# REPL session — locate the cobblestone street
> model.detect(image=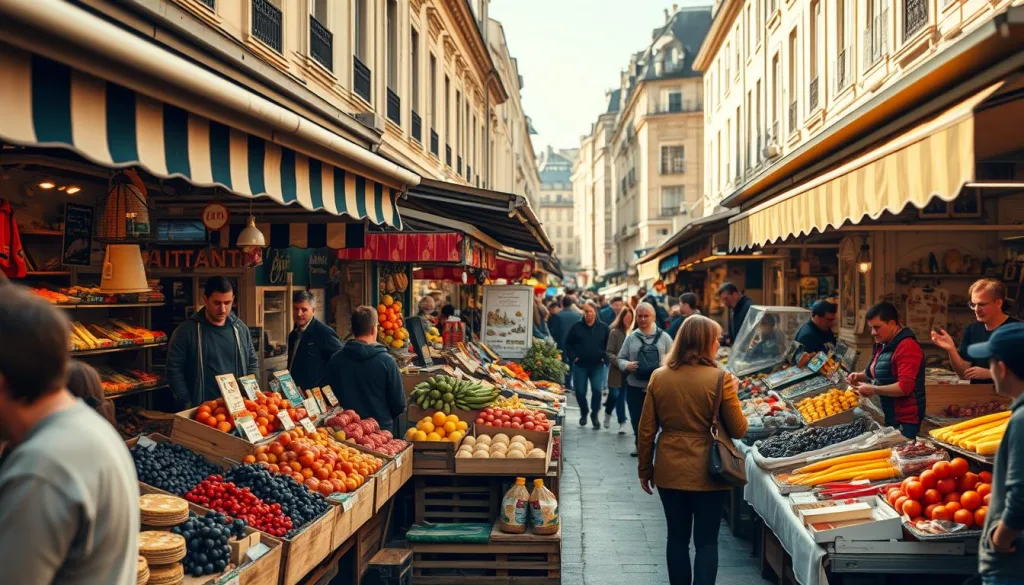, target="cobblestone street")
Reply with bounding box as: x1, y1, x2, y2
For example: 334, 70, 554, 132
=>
559, 404, 770, 585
